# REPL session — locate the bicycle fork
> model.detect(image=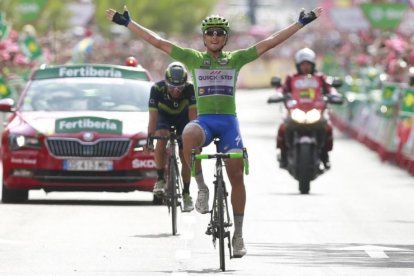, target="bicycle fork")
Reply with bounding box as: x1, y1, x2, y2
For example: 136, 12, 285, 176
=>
205, 175, 233, 257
